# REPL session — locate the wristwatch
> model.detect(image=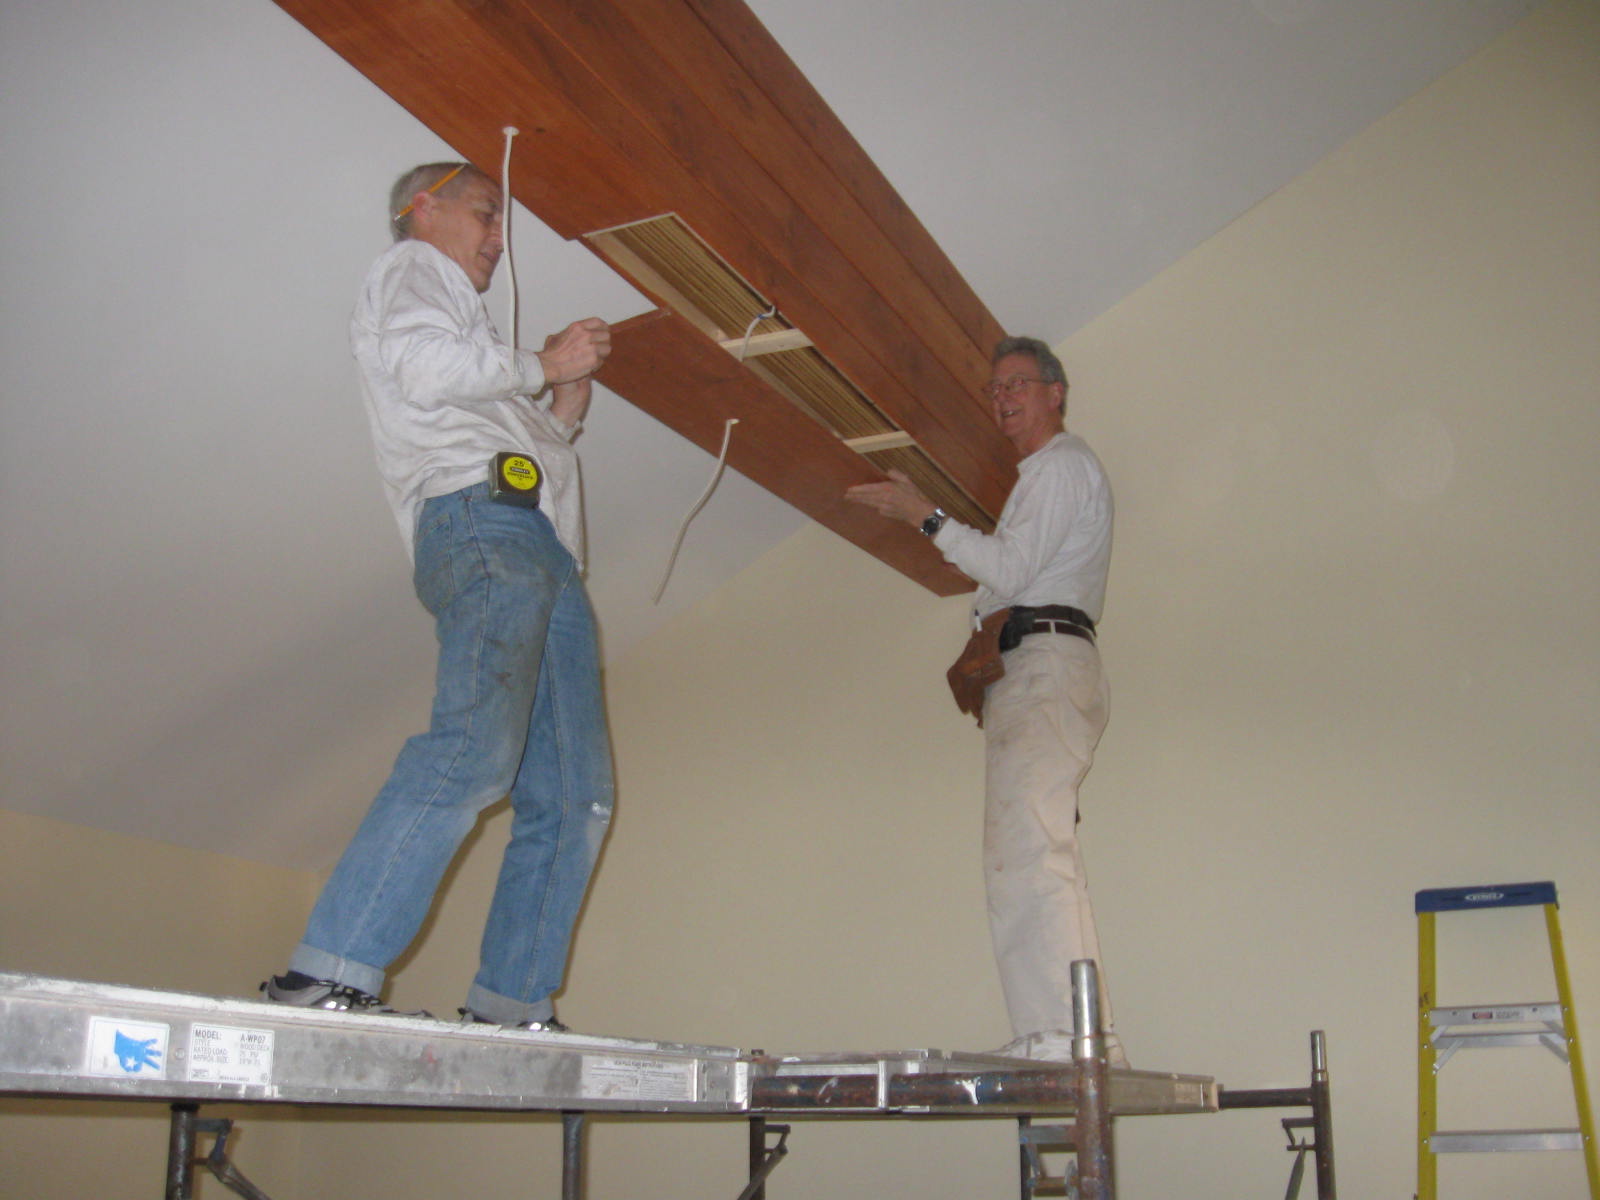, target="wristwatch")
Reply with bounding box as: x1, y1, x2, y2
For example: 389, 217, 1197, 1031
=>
919, 507, 948, 537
